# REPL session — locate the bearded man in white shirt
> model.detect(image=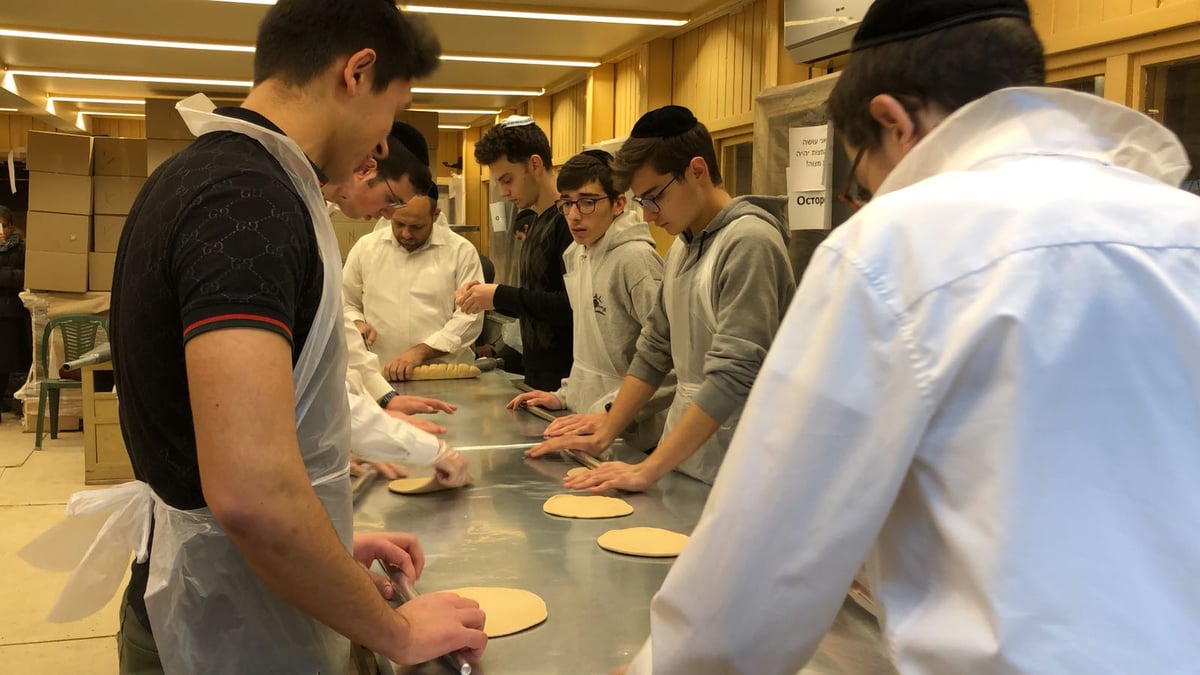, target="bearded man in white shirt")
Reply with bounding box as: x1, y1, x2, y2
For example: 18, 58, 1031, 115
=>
344, 195, 485, 381
619, 1, 1200, 674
